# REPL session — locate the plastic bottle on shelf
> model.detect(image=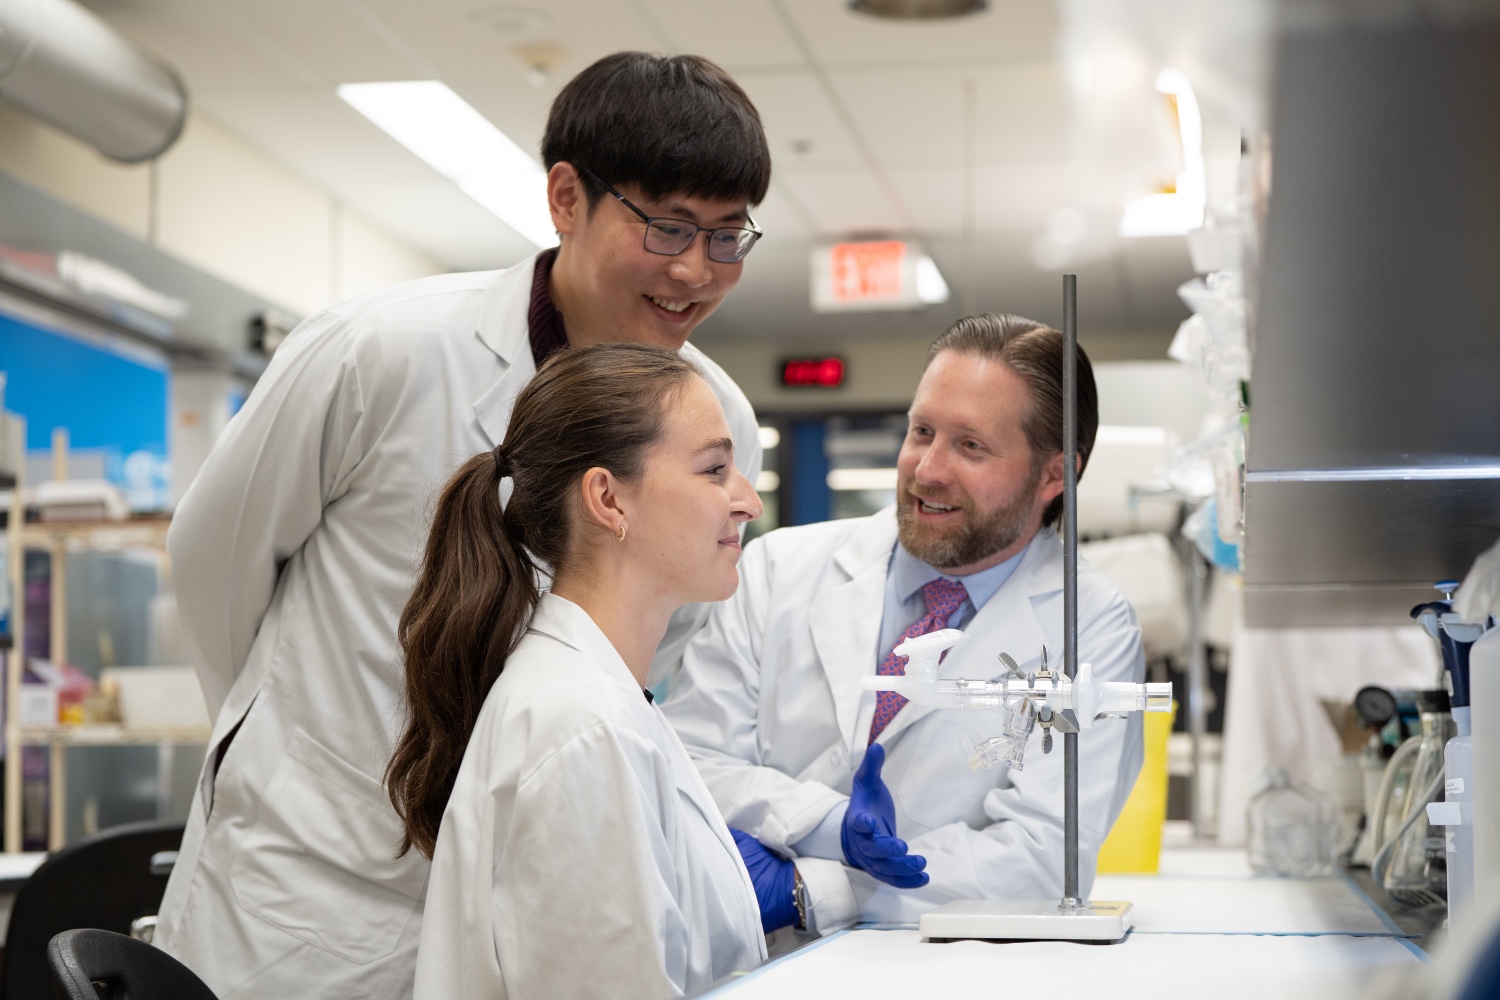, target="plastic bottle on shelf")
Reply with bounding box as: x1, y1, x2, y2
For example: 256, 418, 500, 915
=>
1443, 718, 1474, 922
1412, 582, 1488, 926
